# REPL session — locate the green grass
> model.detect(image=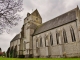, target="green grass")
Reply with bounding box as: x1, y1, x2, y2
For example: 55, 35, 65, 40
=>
0, 57, 80, 60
